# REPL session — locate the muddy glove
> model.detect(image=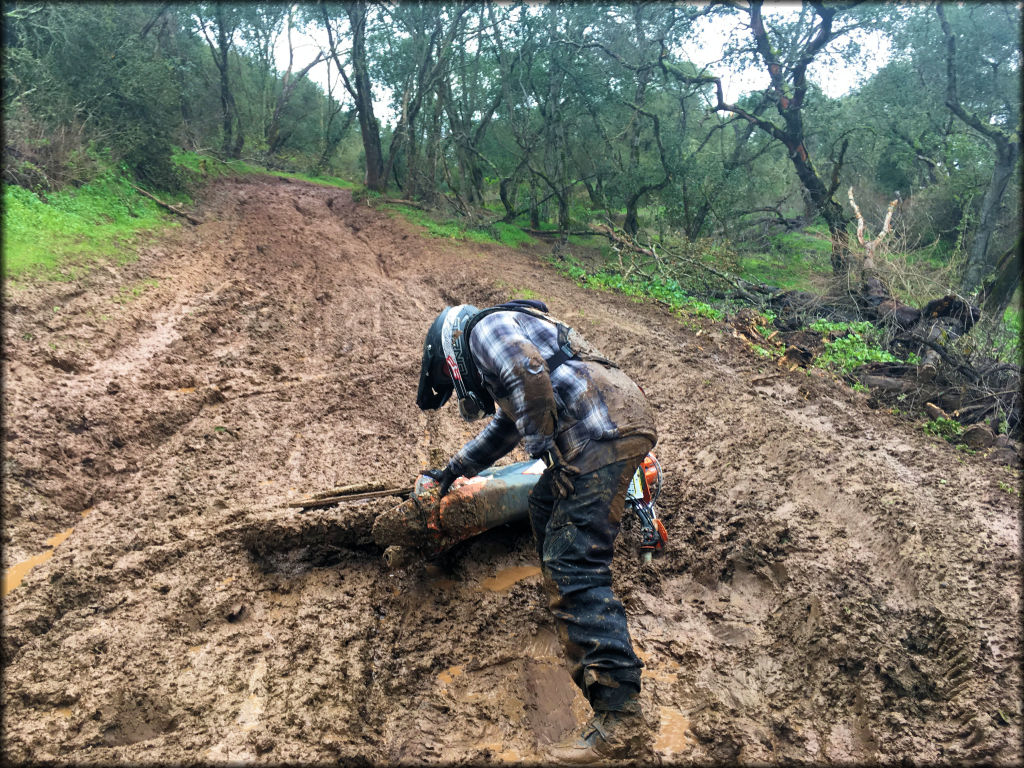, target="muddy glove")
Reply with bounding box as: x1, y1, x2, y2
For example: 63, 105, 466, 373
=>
540, 446, 579, 499
422, 466, 458, 497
